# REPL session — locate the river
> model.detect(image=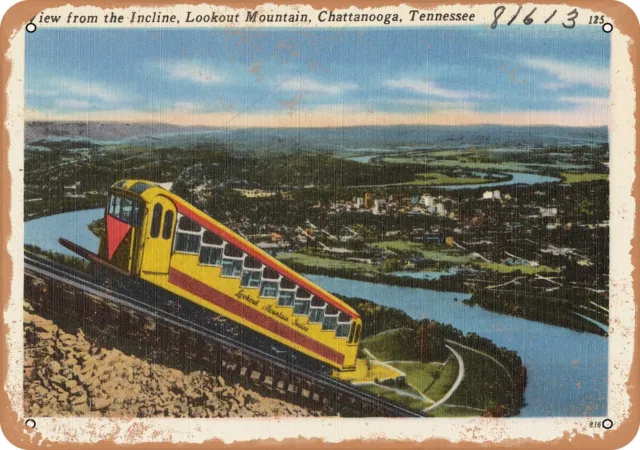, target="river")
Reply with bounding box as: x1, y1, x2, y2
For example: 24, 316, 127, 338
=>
304, 274, 607, 418
436, 171, 561, 190
24, 209, 607, 418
